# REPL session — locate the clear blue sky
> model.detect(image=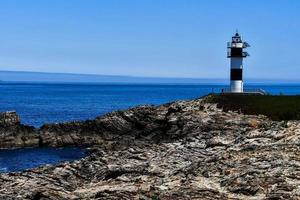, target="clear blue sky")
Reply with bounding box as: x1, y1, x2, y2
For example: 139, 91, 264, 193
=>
0, 0, 299, 80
